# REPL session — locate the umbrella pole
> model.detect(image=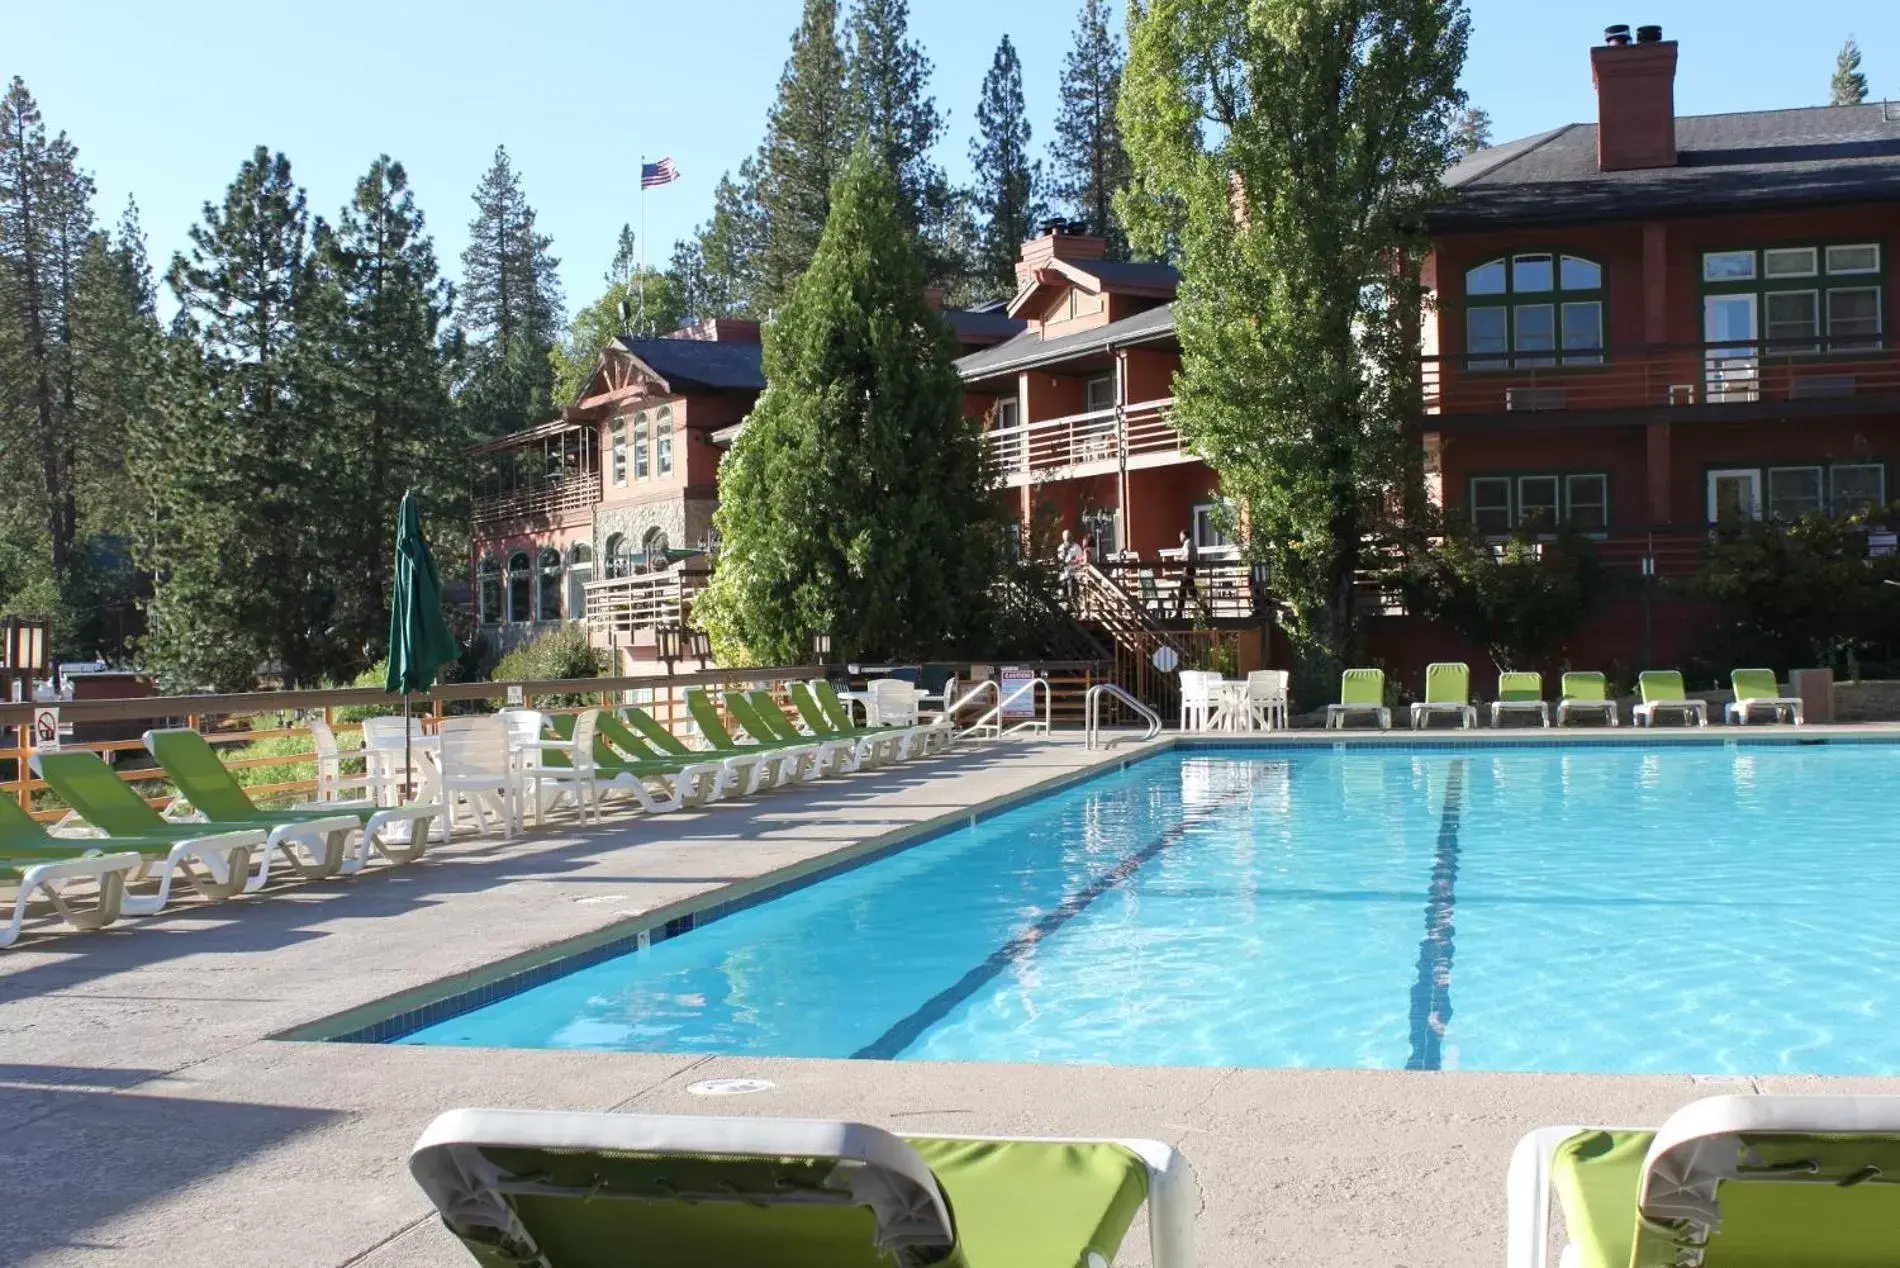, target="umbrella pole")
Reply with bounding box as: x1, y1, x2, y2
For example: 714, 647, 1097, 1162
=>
402, 693, 413, 803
